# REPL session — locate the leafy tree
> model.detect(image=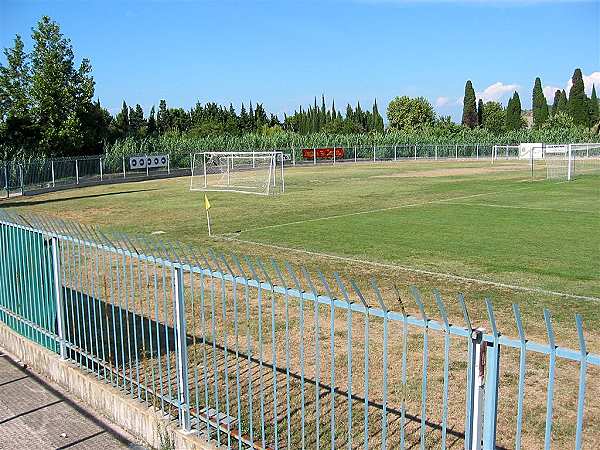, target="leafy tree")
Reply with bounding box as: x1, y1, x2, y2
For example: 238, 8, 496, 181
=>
0, 35, 37, 159
505, 92, 524, 131
532, 77, 549, 128
482, 101, 505, 134
462, 80, 477, 128
542, 111, 574, 130
387, 96, 435, 131
568, 68, 588, 126
30, 16, 95, 156
477, 99, 484, 126
588, 85, 599, 126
